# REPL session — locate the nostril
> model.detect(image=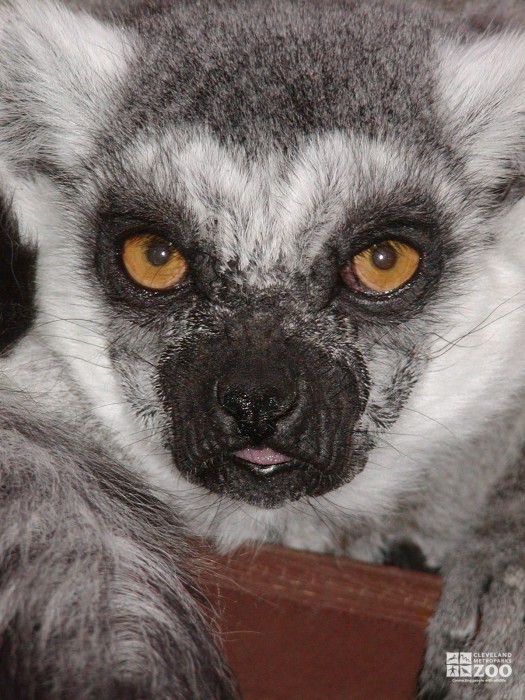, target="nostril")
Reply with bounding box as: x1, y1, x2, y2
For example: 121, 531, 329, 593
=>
260, 386, 296, 419
218, 388, 255, 422
216, 383, 297, 432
